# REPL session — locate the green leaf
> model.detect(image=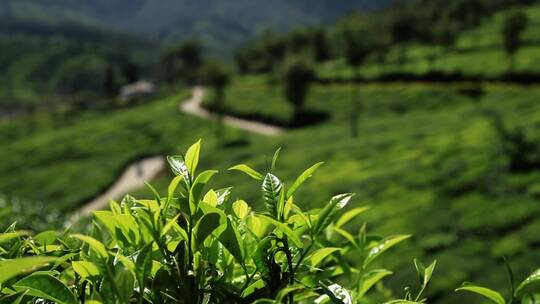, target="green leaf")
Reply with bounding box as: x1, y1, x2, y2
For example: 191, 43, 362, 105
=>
115, 268, 135, 302
262, 173, 282, 219
71, 234, 108, 260
314, 193, 354, 236
275, 284, 305, 303
270, 147, 281, 172
185, 139, 201, 175
306, 247, 341, 267
414, 259, 436, 289
166, 175, 184, 204
333, 227, 358, 247
232, 200, 251, 219
160, 214, 182, 237
0, 257, 57, 284
167, 155, 190, 185
515, 268, 540, 296
189, 170, 218, 214
0, 291, 28, 304
363, 235, 410, 268
358, 269, 393, 297
195, 212, 223, 245
318, 282, 353, 304
335, 207, 369, 228
135, 244, 153, 292
228, 164, 263, 180
218, 218, 244, 261
72, 261, 100, 279
258, 215, 302, 248
34, 231, 57, 246
455, 283, 505, 304
0, 231, 29, 244
286, 162, 323, 198
13, 273, 77, 304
